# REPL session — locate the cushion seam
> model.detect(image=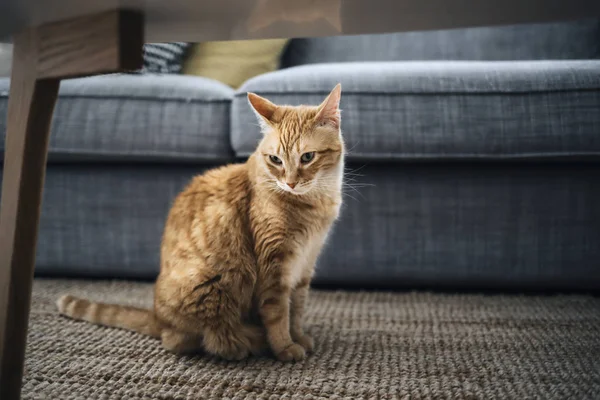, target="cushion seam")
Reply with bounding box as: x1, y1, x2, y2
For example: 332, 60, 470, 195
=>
0, 148, 234, 157
0, 95, 233, 103
233, 88, 600, 97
